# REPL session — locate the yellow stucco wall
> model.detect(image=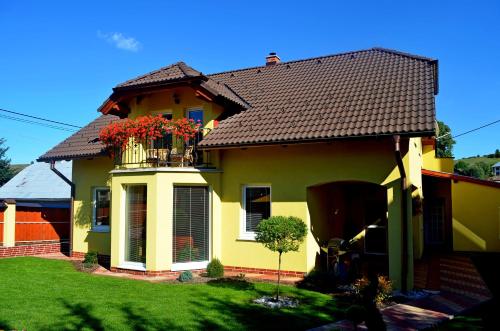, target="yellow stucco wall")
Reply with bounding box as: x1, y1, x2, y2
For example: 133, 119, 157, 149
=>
422, 144, 454, 173
72, 157, 114, 255
218, 138, 413, 289
72, 137, 417, 289
110, 169, 222, 271
3, 201, 16, 247
409, 138, 424, 261
70, 85, 425, 289
452, 180, 500, 252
